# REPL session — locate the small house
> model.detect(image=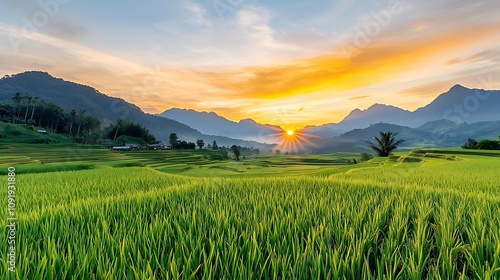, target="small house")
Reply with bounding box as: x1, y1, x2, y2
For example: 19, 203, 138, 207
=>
112, 146, 132, 151
124, 143, 142, 150
149, 142, 167, 150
